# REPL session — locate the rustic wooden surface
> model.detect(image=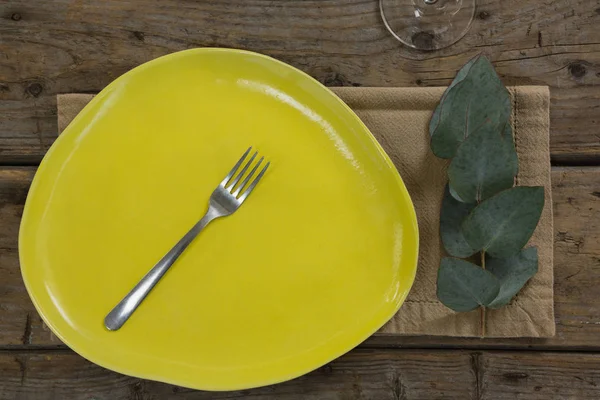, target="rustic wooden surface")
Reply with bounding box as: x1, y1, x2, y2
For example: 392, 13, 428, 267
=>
3, 349, 600, 399
1, 0, 600, 398
0, 0, 599, 164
